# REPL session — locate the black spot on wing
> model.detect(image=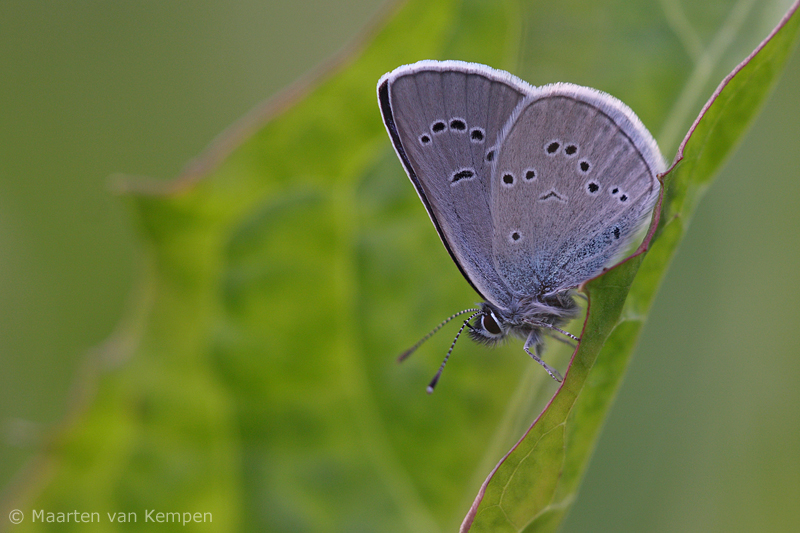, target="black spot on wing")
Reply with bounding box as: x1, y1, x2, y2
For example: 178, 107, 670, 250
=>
451, 169, 475, 184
